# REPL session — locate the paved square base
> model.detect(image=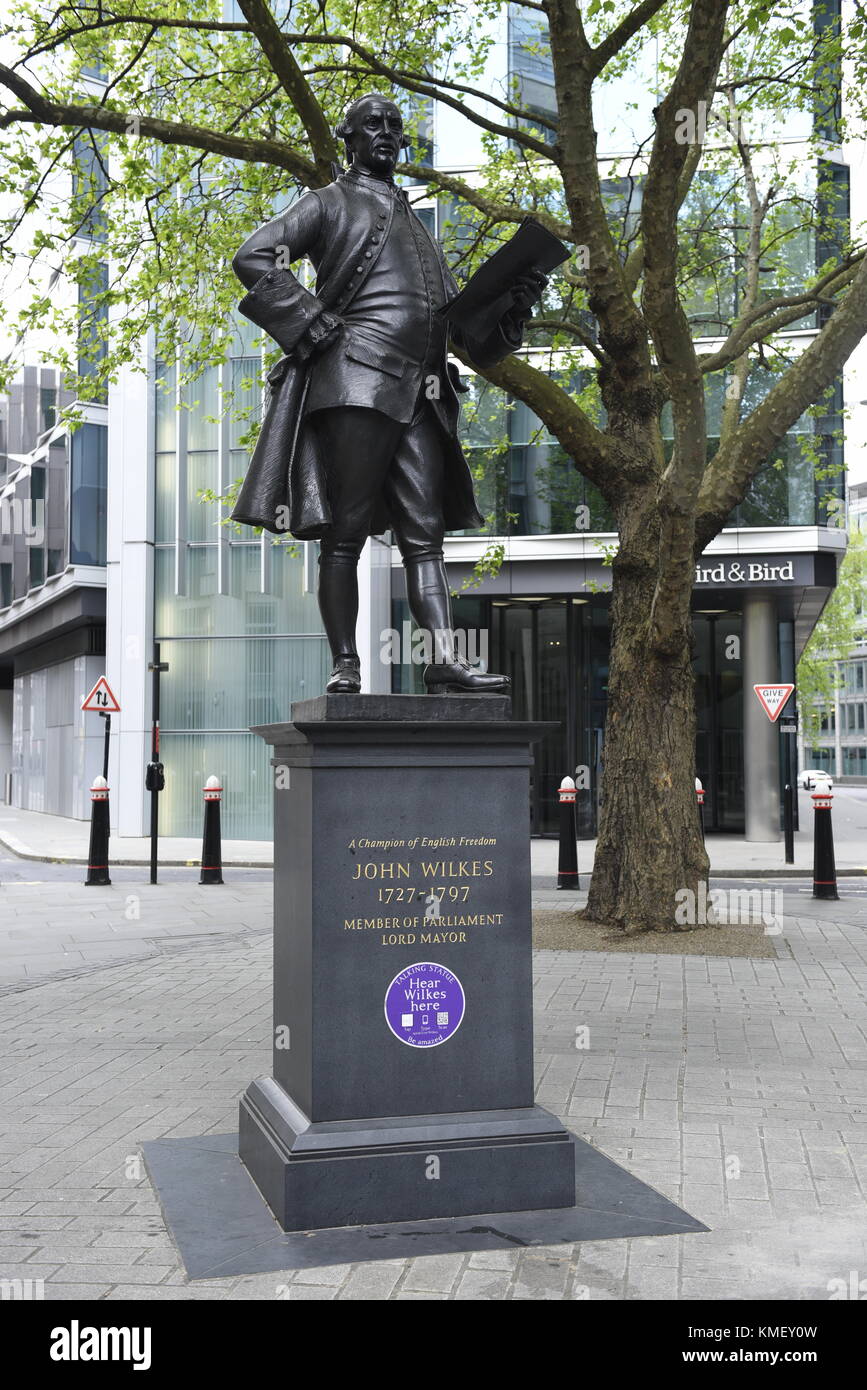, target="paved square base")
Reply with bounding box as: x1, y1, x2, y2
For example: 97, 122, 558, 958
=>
143, 1132, 708, 1281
